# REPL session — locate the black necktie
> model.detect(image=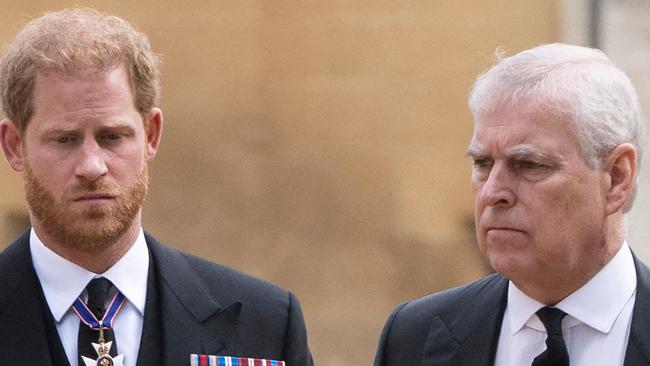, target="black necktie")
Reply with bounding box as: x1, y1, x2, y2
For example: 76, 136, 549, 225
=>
532, 306, 569, 366
78, 278, 118, 362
